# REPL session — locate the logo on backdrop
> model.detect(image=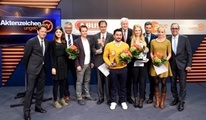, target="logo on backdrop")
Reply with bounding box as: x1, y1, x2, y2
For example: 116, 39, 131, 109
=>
0, 17, 55, 35
75, 20, 99, 31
